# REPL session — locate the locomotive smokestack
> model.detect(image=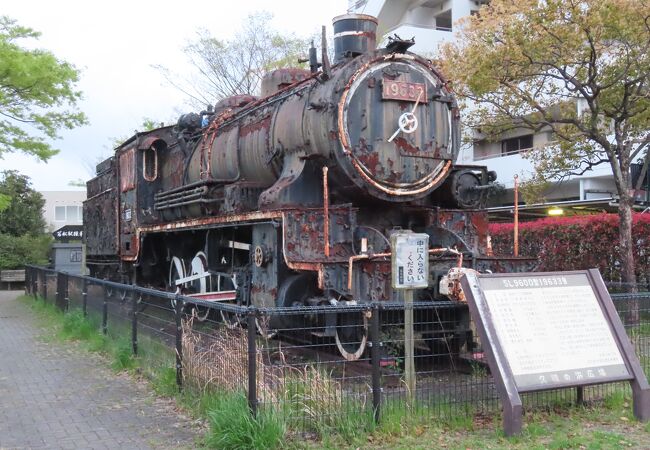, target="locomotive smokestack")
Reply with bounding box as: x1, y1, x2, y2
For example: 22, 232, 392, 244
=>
332, 14, 378, 64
